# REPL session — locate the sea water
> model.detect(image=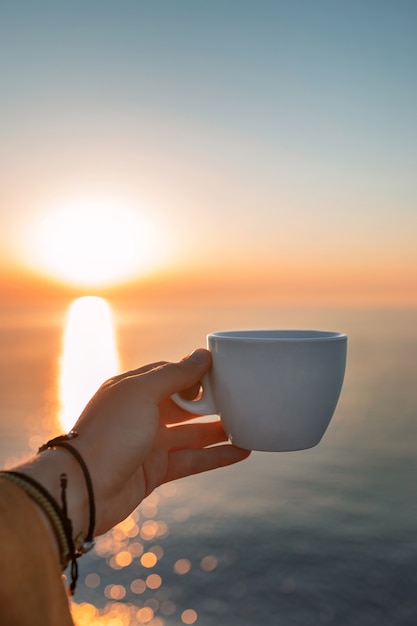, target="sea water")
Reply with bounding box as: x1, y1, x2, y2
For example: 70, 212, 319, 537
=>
1, 303, 417, 625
